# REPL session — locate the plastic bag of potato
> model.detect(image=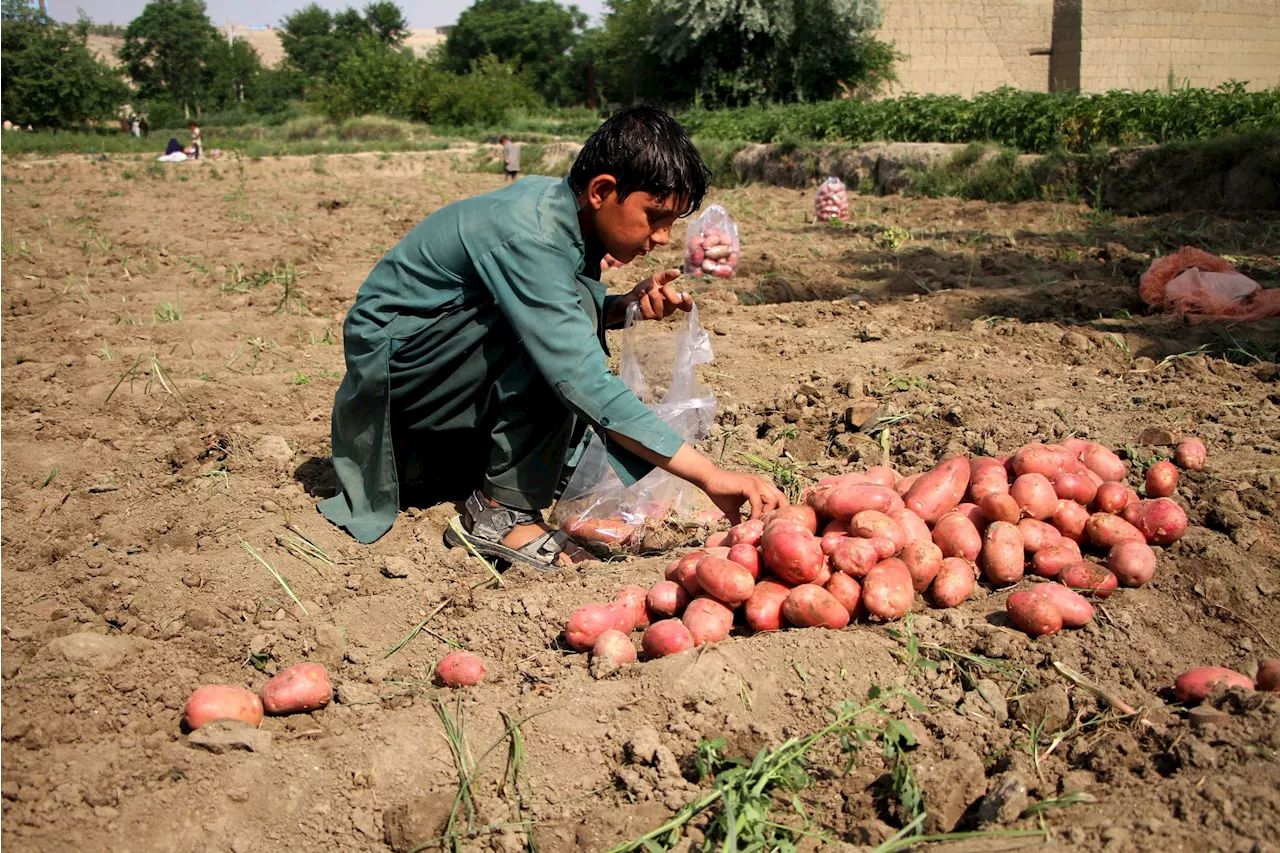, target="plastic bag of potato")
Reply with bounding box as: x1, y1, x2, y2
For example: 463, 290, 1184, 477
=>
683, 204, 740, 279
815, 177, 849, 222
